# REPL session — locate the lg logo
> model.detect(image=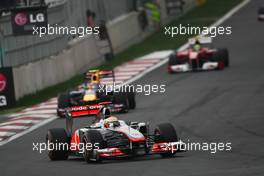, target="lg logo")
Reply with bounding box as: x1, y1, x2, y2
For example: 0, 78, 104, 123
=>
0, 96, 7, 107
30, 13, 45, 23
14, 13, 45, 26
